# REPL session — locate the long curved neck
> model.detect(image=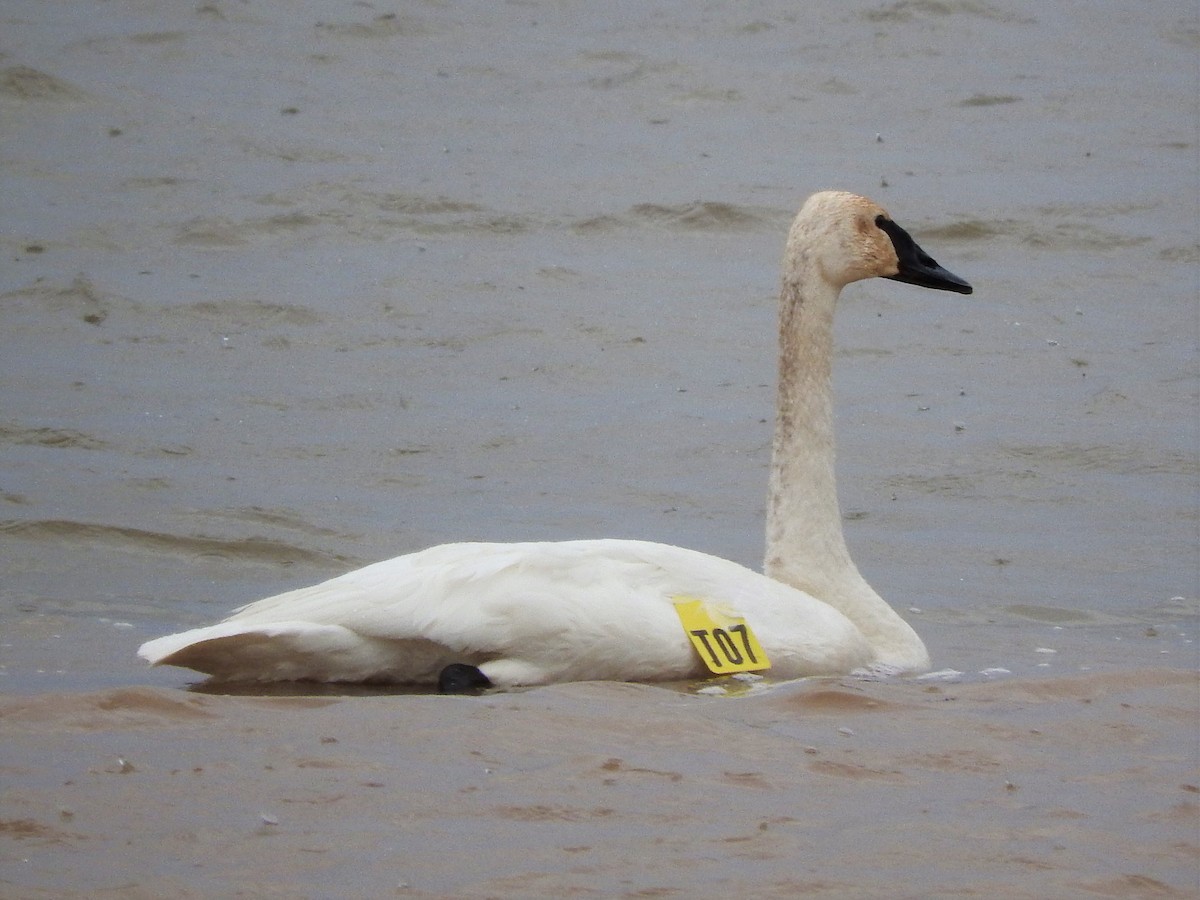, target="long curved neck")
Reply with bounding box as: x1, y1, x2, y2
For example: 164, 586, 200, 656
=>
763, 252, 930, 672
764, 258, 854, 592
